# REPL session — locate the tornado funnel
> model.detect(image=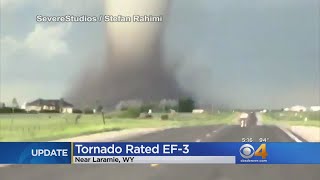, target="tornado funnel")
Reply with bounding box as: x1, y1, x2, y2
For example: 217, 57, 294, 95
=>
68, 0, 183, 107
